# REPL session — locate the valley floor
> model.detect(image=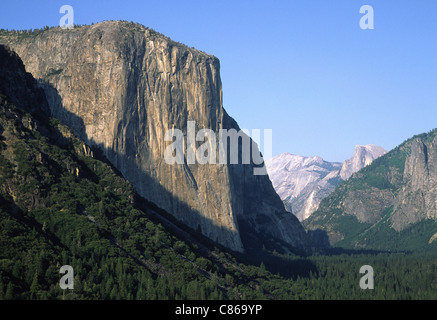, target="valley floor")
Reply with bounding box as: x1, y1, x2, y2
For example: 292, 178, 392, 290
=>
253, 250, 437, 300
